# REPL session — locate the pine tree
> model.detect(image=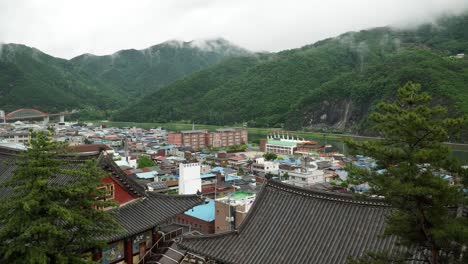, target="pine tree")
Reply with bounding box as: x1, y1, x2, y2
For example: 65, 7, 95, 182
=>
0, 130, 122, 263
346, 82, 468, 264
